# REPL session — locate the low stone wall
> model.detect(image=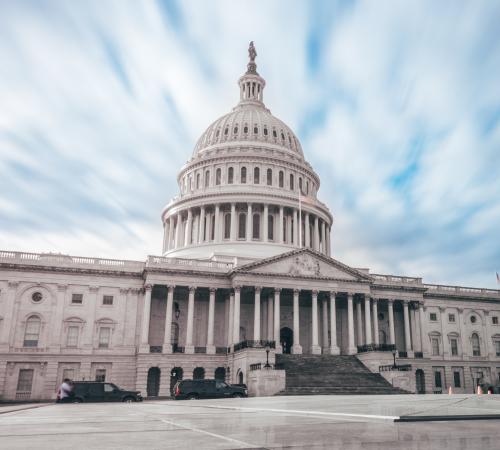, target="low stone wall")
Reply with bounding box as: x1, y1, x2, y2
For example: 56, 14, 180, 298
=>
379, 370, 416, 393
247, 369, 285, 397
